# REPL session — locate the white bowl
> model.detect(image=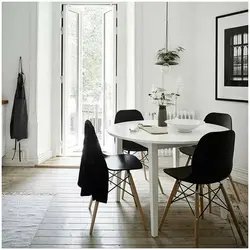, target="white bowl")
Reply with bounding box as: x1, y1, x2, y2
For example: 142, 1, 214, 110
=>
165, 118, 204, 133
